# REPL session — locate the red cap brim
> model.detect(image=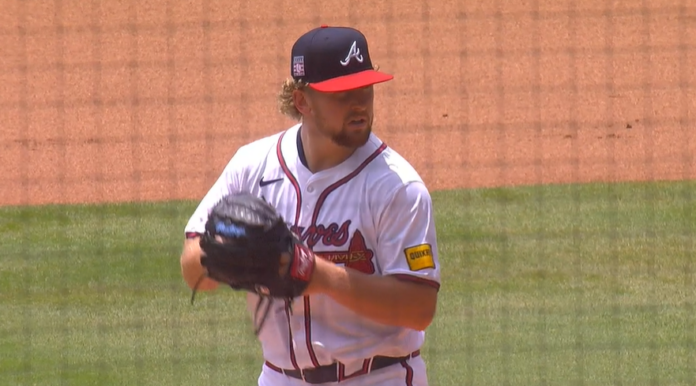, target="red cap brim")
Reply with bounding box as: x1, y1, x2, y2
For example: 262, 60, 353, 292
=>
308, 70, 394, 92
